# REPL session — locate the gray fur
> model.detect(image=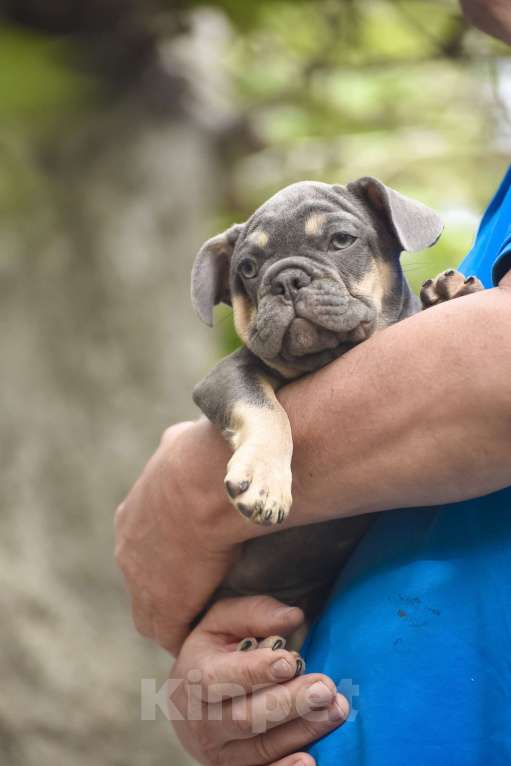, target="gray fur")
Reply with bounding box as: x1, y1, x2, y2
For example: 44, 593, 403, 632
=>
191, 178, 443, 372
191, 223, 243, 326
190, 177, 448, 626
347, 177, 444, 253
